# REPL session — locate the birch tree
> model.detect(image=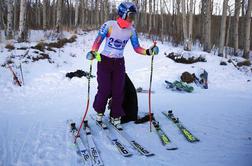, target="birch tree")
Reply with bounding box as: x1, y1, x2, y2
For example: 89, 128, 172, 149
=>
148, 0, 153, 35
13, 0, 18, 31
202, 0, 211, 52
225, 5, 232, 57
74, 0, 79, 28
56, 0, 62, 33
18, 0, 28, 42
182, 0, 193, 51
7, 0, 14, 39
182, 0, 188, 50
104, 0, 109, 21
234, 0, 241, 55
36, 0, 41, 27
94, 0, 99, 28
218, 0, 228, 57
160, 0, 164, 43
43, 0, 47, 30
80, 0, 85, 28
187, 0, 193, 50
243, 0, 252, 59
